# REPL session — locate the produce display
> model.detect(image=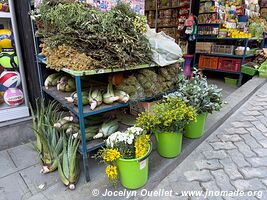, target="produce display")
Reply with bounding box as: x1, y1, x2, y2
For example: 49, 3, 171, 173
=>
30, 99, 63, 174
33, 1, 152, 71
54, 114, 119, 141
57, 135, 80, 190
116, 64, 179, 100
30, 99, 122, 190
